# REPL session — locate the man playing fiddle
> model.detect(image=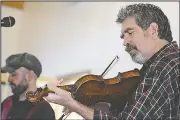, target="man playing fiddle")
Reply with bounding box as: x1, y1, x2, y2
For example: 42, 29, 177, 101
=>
45, 3, 179, 120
